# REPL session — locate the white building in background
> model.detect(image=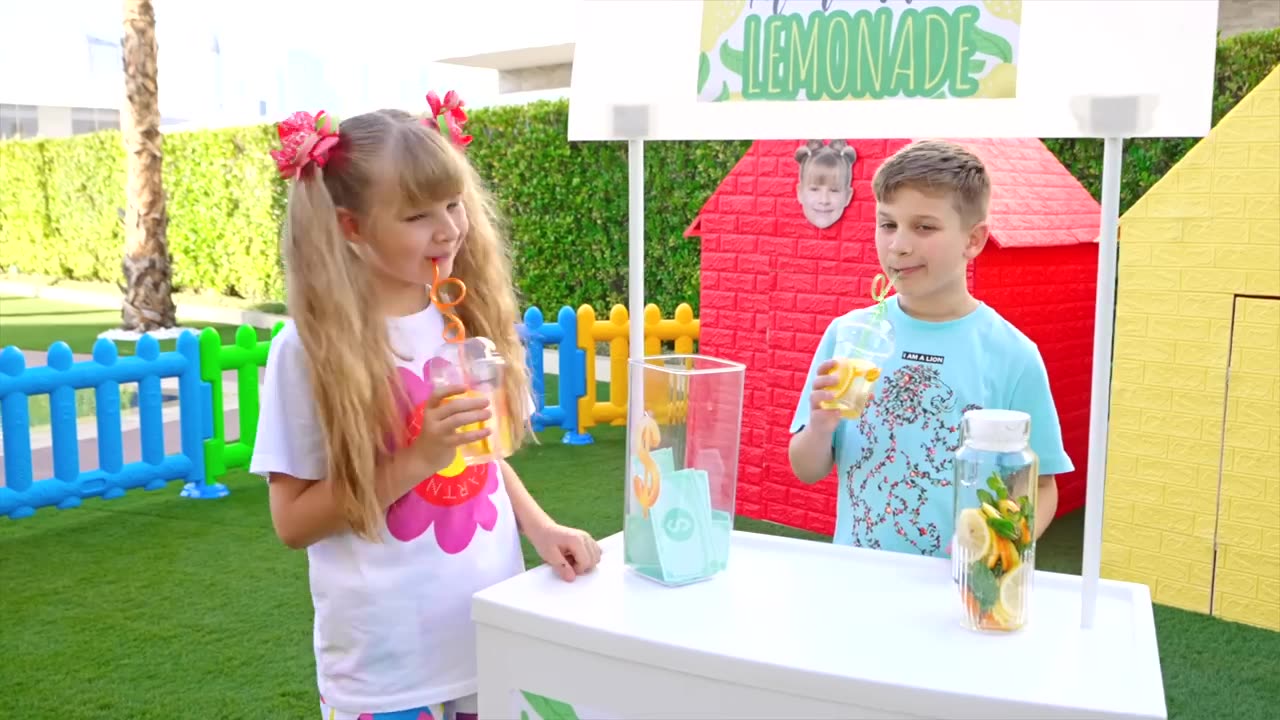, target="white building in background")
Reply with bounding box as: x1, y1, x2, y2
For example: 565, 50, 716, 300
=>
0, 0, 581, 141
427, 0, 577, 107
0, 0, 500, 139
